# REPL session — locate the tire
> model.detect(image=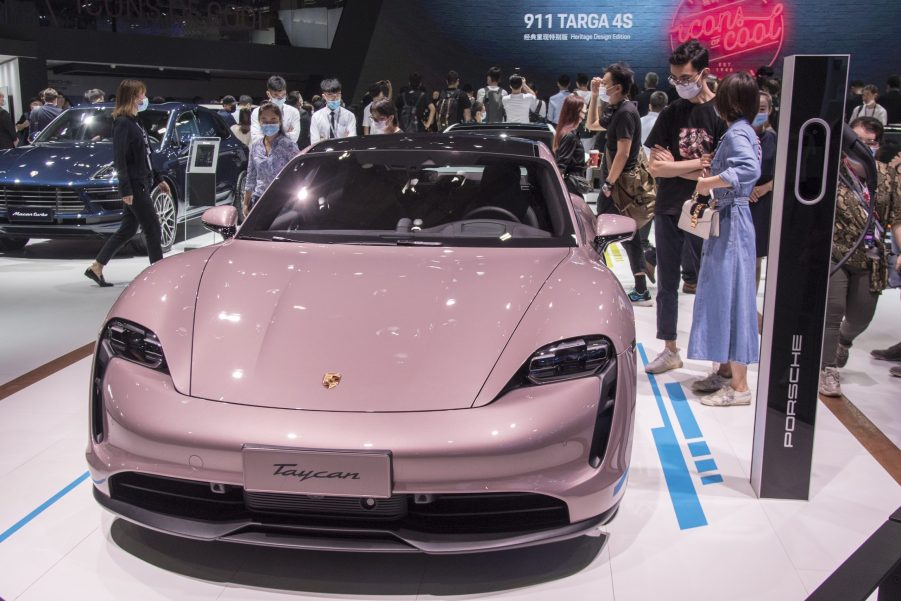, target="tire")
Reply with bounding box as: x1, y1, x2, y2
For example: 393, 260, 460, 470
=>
132, 182, 177, 255
233, 171, 247, 224
0, 236, 29, 252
